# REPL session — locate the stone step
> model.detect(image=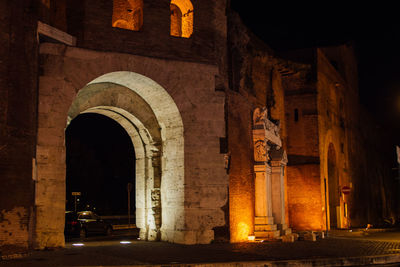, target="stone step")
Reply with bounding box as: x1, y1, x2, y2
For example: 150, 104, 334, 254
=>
281, 228, 292, 235
255, 224, 277, 231
255, 216, 274, 225
254, 230, 280, 239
